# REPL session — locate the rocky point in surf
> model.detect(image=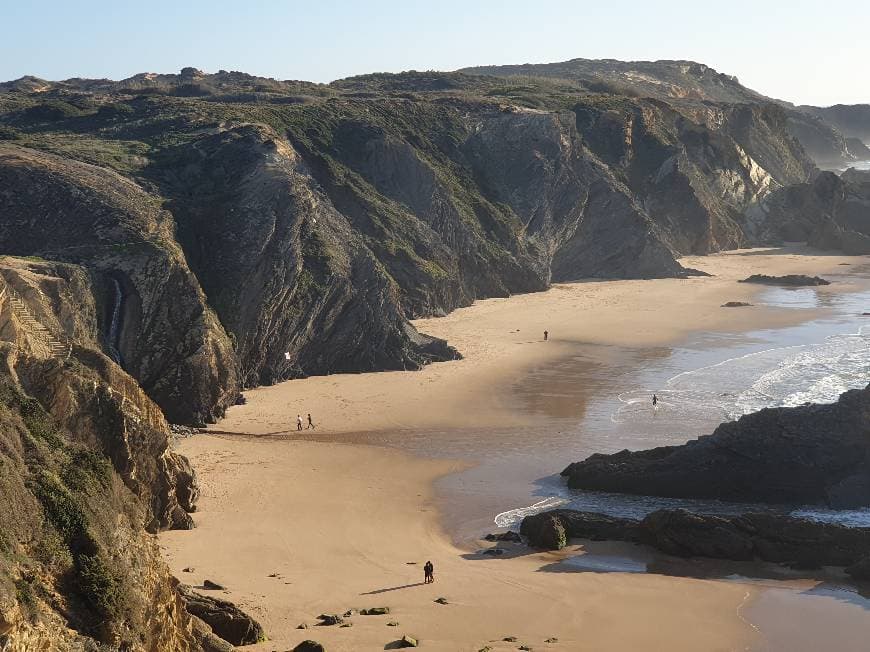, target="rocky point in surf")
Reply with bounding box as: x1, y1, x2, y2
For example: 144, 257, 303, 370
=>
562, 383, 870, 508
520, 508, 870, 574
1, 57, 870, 649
